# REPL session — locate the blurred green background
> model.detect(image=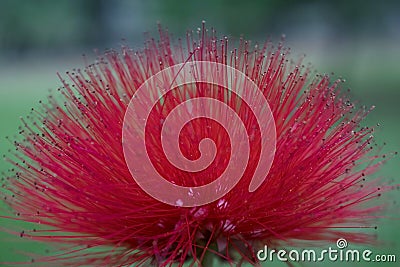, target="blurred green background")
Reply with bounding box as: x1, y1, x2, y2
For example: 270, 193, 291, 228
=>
0, 0, 399, 266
